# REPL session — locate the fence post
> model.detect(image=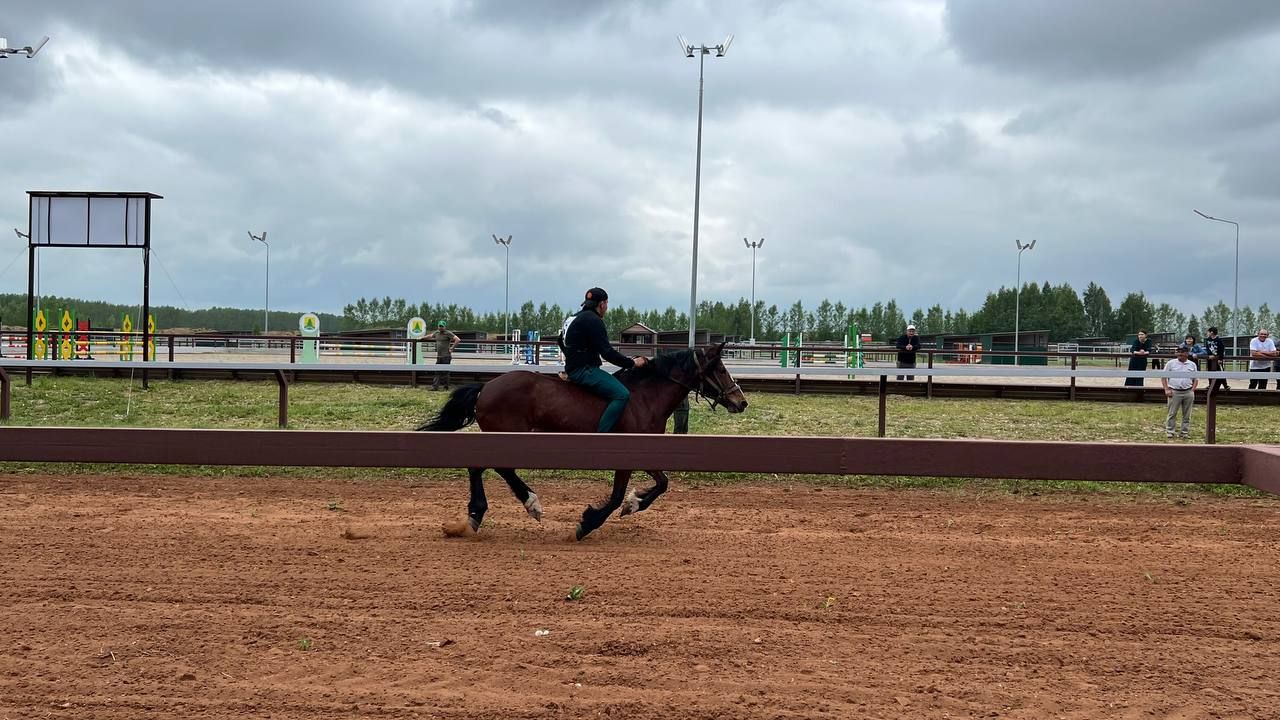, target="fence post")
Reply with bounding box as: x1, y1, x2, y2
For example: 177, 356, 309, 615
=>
0, 367, 10, 420
1070, 355, 1078, 401
878, 374, 887, 438
926, 351, 934, 400
274, 370, 289, 429
1205, 383, 1217, 445
410, 338, 418, 388
168, 334, 175, 362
